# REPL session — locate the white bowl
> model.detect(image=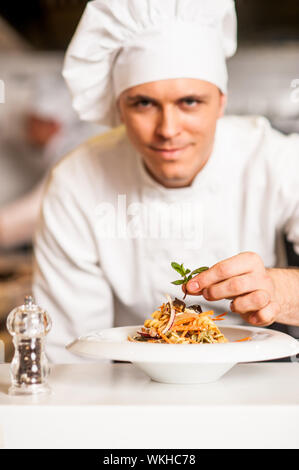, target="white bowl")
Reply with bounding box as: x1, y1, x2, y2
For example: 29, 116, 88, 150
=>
66, 325, 299, 384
